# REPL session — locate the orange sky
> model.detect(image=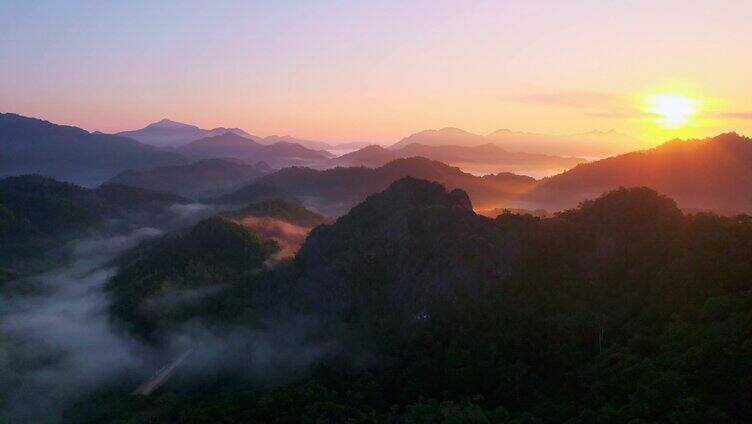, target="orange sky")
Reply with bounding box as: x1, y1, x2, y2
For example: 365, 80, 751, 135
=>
2, 1, 752, 147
